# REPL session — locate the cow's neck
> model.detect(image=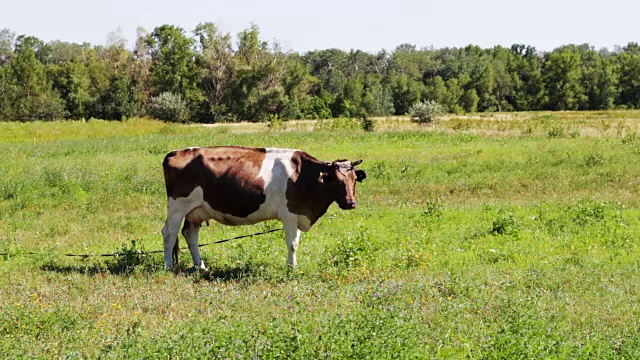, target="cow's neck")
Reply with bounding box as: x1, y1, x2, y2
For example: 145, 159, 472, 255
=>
287, 154, 335, 226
